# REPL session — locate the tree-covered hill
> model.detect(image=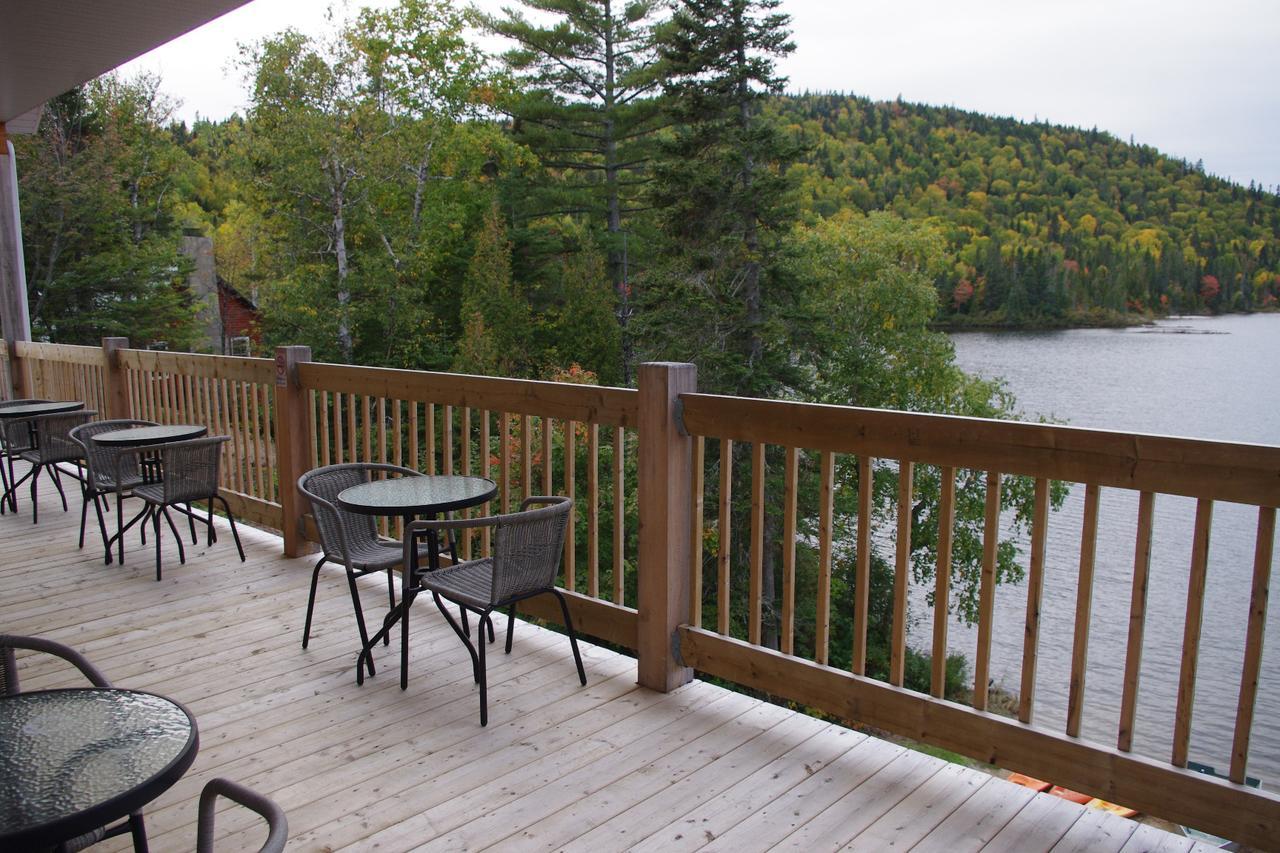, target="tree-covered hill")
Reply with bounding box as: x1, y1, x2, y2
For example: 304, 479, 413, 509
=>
775, 93, 1280, 325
